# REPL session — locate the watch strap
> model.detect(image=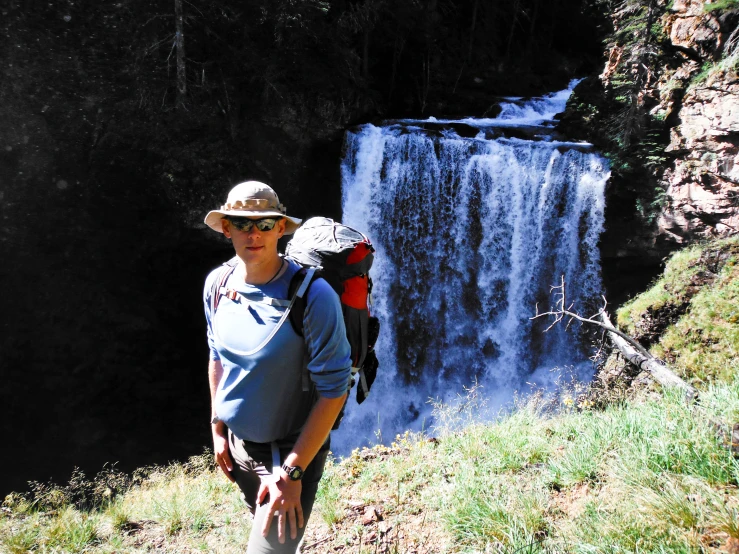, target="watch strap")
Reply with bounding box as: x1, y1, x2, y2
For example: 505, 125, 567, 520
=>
281, 463, 304, 481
